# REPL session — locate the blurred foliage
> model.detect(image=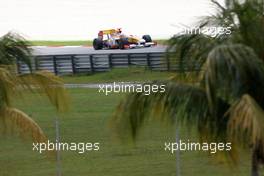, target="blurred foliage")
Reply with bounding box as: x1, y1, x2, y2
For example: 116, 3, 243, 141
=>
111, 1, 264, 175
